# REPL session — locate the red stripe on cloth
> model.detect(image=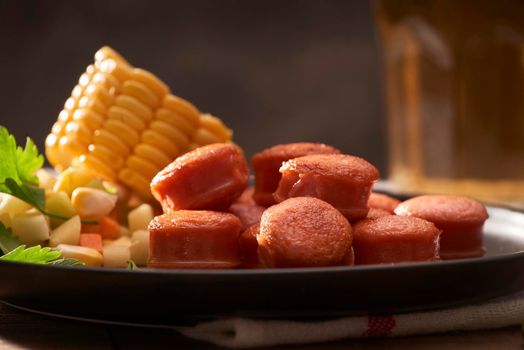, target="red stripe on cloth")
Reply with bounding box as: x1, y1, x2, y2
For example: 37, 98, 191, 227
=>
363, 315, 396, 337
